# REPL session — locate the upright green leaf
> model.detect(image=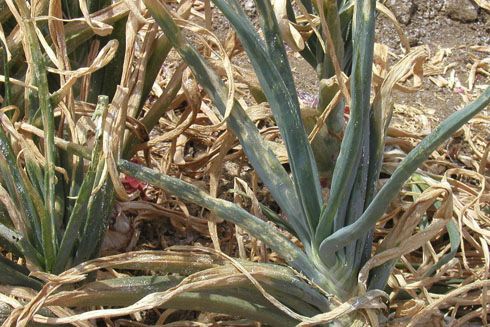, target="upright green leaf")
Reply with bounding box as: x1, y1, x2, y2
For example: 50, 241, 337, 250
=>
320, 86, 490, 255
54, 96, 109, 273
214, 0, 323, 233
15, 0, 58, 271
316, 0, 376, 250
0, 124, 42, 248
